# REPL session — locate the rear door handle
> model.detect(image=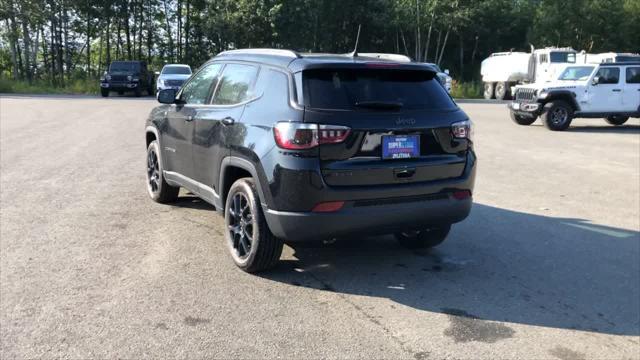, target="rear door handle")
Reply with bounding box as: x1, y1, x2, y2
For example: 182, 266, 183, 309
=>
221, 116, 235, 126
185, 115, 194, 122
612, 89, 622, 92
